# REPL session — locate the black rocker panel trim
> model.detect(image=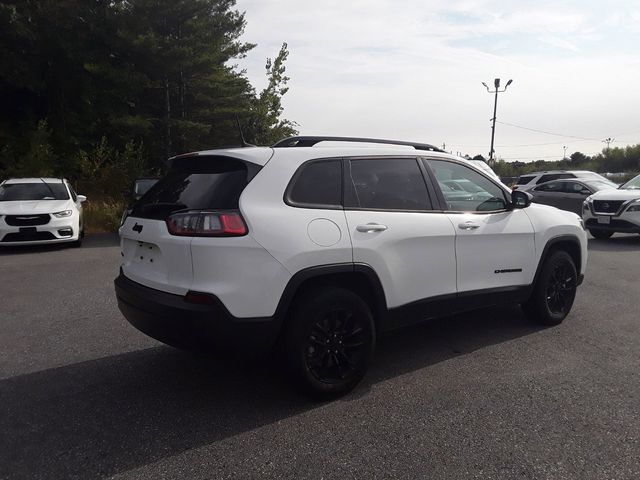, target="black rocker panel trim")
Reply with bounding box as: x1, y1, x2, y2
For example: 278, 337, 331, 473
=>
275, 263, 536, 336
381, 285, 532, 333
